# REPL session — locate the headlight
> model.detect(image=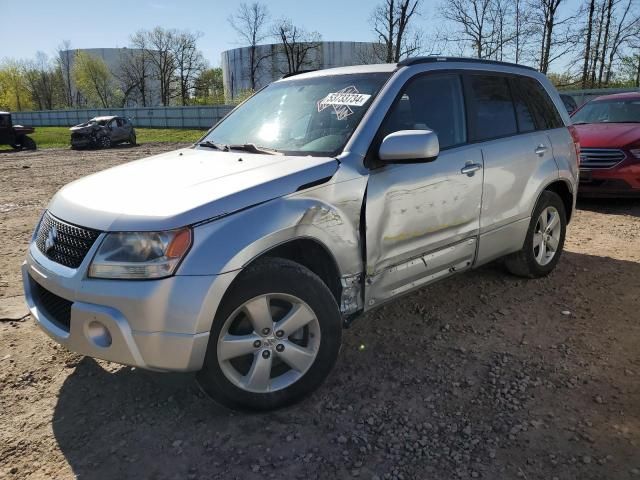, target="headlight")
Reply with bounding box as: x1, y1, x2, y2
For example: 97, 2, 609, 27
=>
89, 228, 192, 279
629, 148, 640, 159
